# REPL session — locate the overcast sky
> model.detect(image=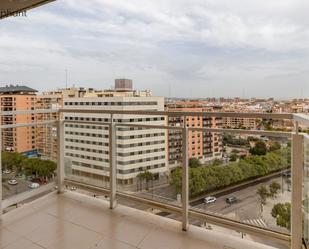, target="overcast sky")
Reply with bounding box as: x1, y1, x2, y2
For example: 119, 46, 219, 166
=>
0, 0, 308, 99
